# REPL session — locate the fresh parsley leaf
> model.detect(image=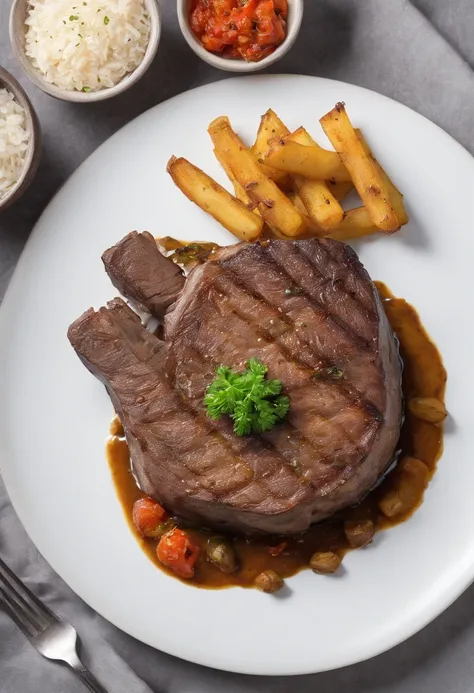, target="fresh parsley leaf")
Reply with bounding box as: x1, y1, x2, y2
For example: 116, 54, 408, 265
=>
204, 359, 290, 436
104, 15, 110, 24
